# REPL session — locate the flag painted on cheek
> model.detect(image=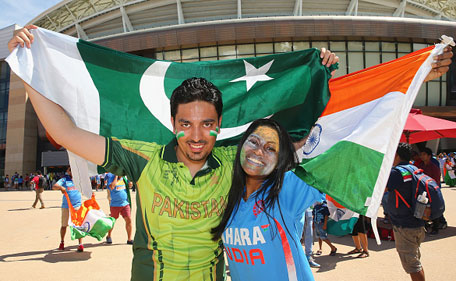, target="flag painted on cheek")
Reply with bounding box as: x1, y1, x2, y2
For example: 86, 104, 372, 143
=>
6, 28, 333, 197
